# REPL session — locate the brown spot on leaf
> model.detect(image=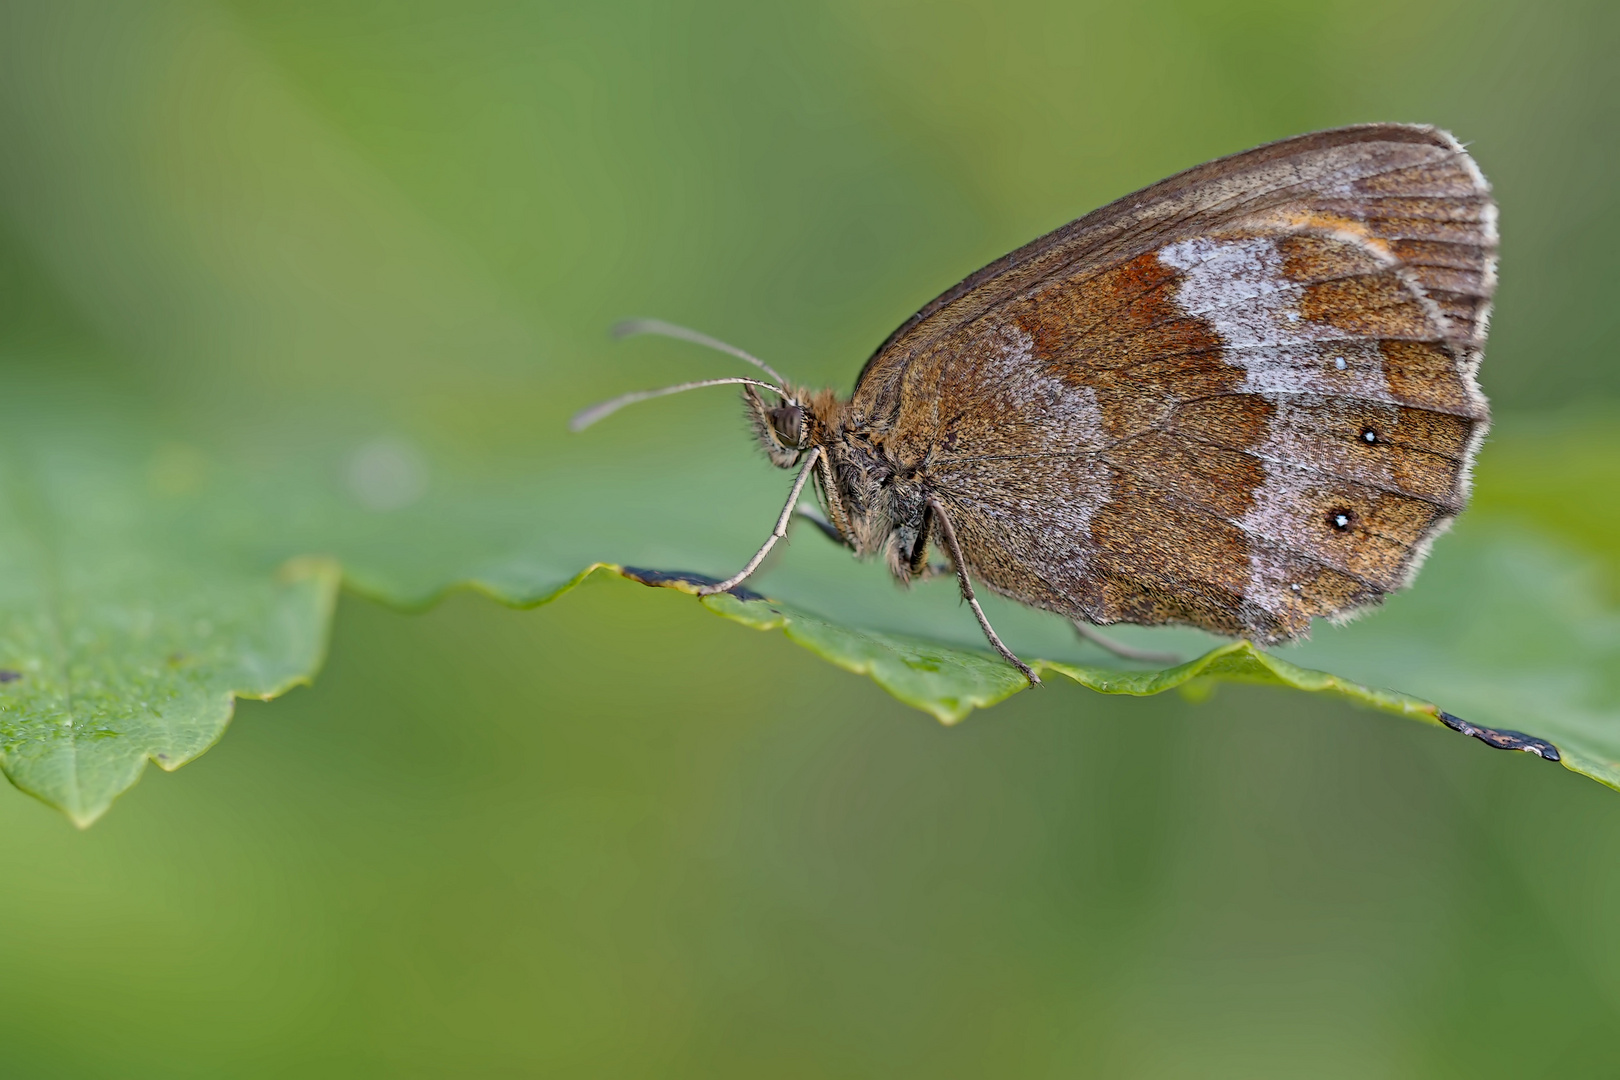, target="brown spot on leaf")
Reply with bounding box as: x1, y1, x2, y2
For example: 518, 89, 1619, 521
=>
620, 566, 767, 602
1438, 711, 1560, 761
